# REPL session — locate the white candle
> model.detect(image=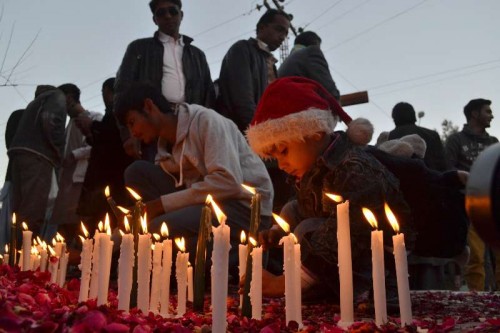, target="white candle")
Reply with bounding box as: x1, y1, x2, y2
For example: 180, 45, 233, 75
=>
58, 252, 69, 287
332, 197, 354, 327
175, 238, 189, 317
187, 262, 193, 303
159, 236, 172, 317
249, 239, 262, 320
362, 208, 387, 326
118, 231, 135, 311
48, 251, 59, 284
3, 254, 9, 265
209, 197, 231, 333
21, 223, 32, 271
79, 237, 94, 302
385, 203, 412, 326
88, 231, 101, 299
238, 231, 247, 308
150, 239, 163, 313
39, 245, 48, 272
274, 214, 302, 326
97, 229, 113, 306
137, 233, 152, 314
